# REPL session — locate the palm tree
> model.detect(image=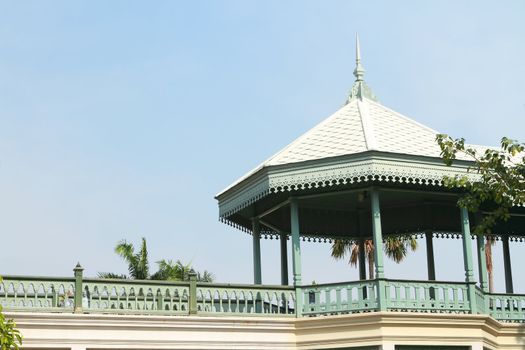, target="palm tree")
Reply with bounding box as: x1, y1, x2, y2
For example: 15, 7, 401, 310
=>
331, 239, 375, 278
98, 238, 214, 282
331, 236, 418, 279
97, 272, 127, 279
384, 236, 418, 263
485, 236, 495, 293
98, 237, 150, 279
151, 259, 191, 281
151, 259, 215, 282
